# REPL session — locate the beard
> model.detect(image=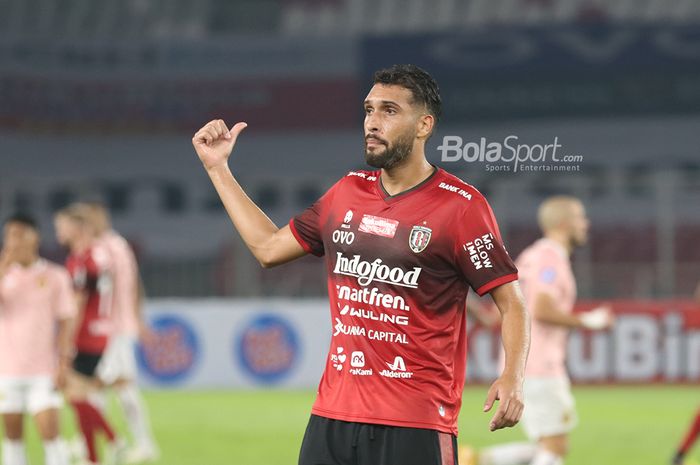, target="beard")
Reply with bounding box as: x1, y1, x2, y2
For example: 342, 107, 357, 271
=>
364, 132, 414, 170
